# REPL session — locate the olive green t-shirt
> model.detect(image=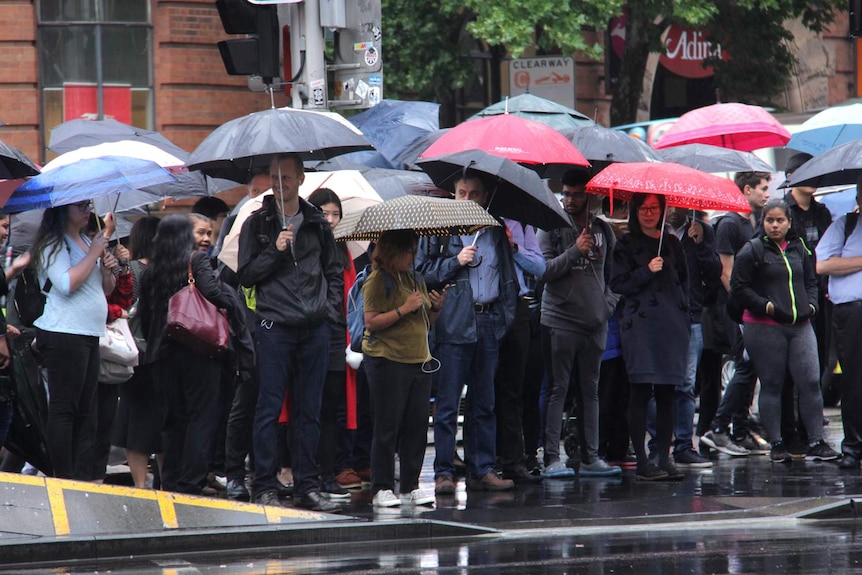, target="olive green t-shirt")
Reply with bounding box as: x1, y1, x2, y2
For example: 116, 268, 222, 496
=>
361, 269, 430, 364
